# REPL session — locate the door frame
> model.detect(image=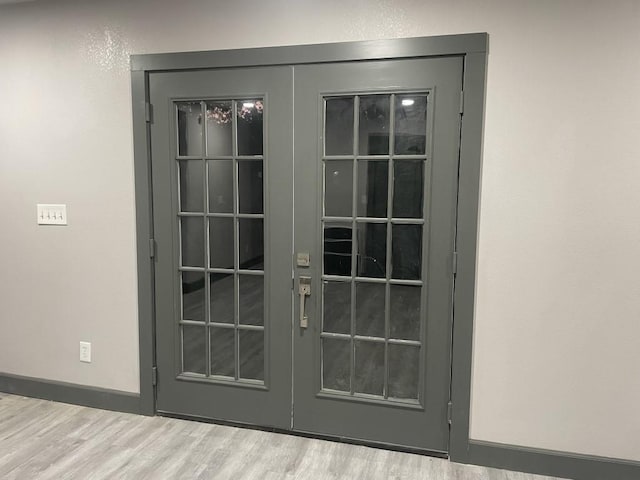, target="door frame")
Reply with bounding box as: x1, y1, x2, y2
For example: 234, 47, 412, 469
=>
131, 33, 487, 460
